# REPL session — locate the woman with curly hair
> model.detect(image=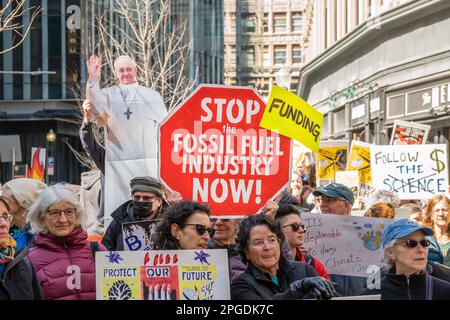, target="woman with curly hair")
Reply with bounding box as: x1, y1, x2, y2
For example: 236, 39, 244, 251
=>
364, 203, 396, 219
153, 201, 214, 250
